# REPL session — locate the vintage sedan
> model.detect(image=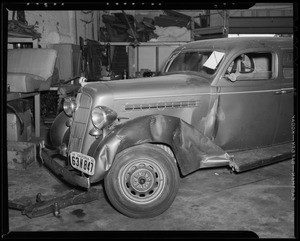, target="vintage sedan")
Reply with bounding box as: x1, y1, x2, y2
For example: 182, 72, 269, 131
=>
43, 37, 294, 218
